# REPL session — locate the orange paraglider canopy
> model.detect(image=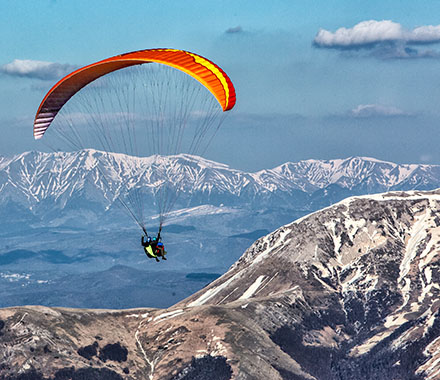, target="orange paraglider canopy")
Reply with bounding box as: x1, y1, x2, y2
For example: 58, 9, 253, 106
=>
33, 48, 236, 139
